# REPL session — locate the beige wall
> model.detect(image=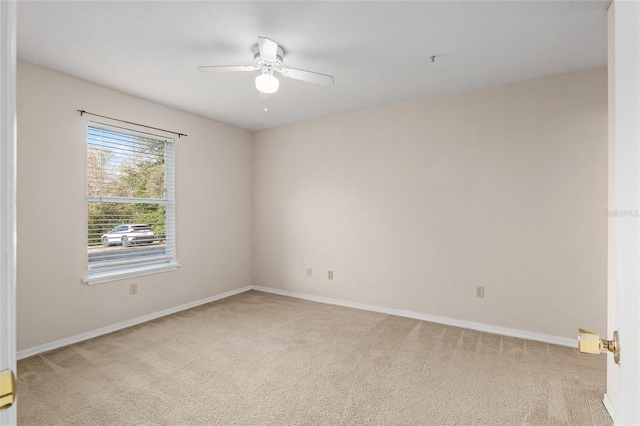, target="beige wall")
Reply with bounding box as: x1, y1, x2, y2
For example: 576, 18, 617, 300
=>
16, 62, 607, 351
253, 66, 608, 339
17, 61, 253, 351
